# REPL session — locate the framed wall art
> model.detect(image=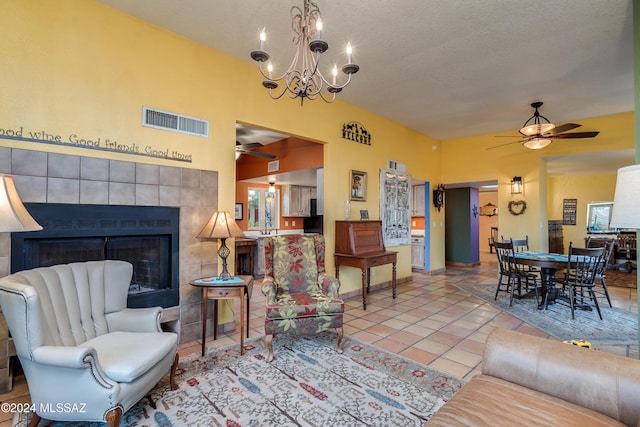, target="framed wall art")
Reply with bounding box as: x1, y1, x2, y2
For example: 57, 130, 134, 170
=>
350, 170, 367, 201
234, 203, 243, 220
